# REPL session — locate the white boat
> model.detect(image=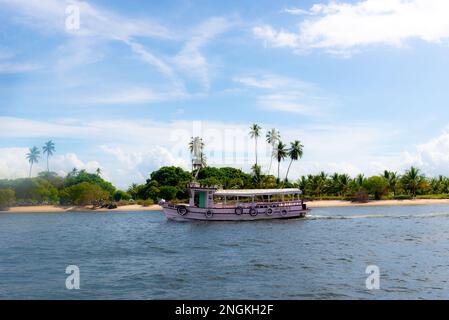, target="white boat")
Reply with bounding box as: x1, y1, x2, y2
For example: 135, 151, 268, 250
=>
161, 183, 310, 221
